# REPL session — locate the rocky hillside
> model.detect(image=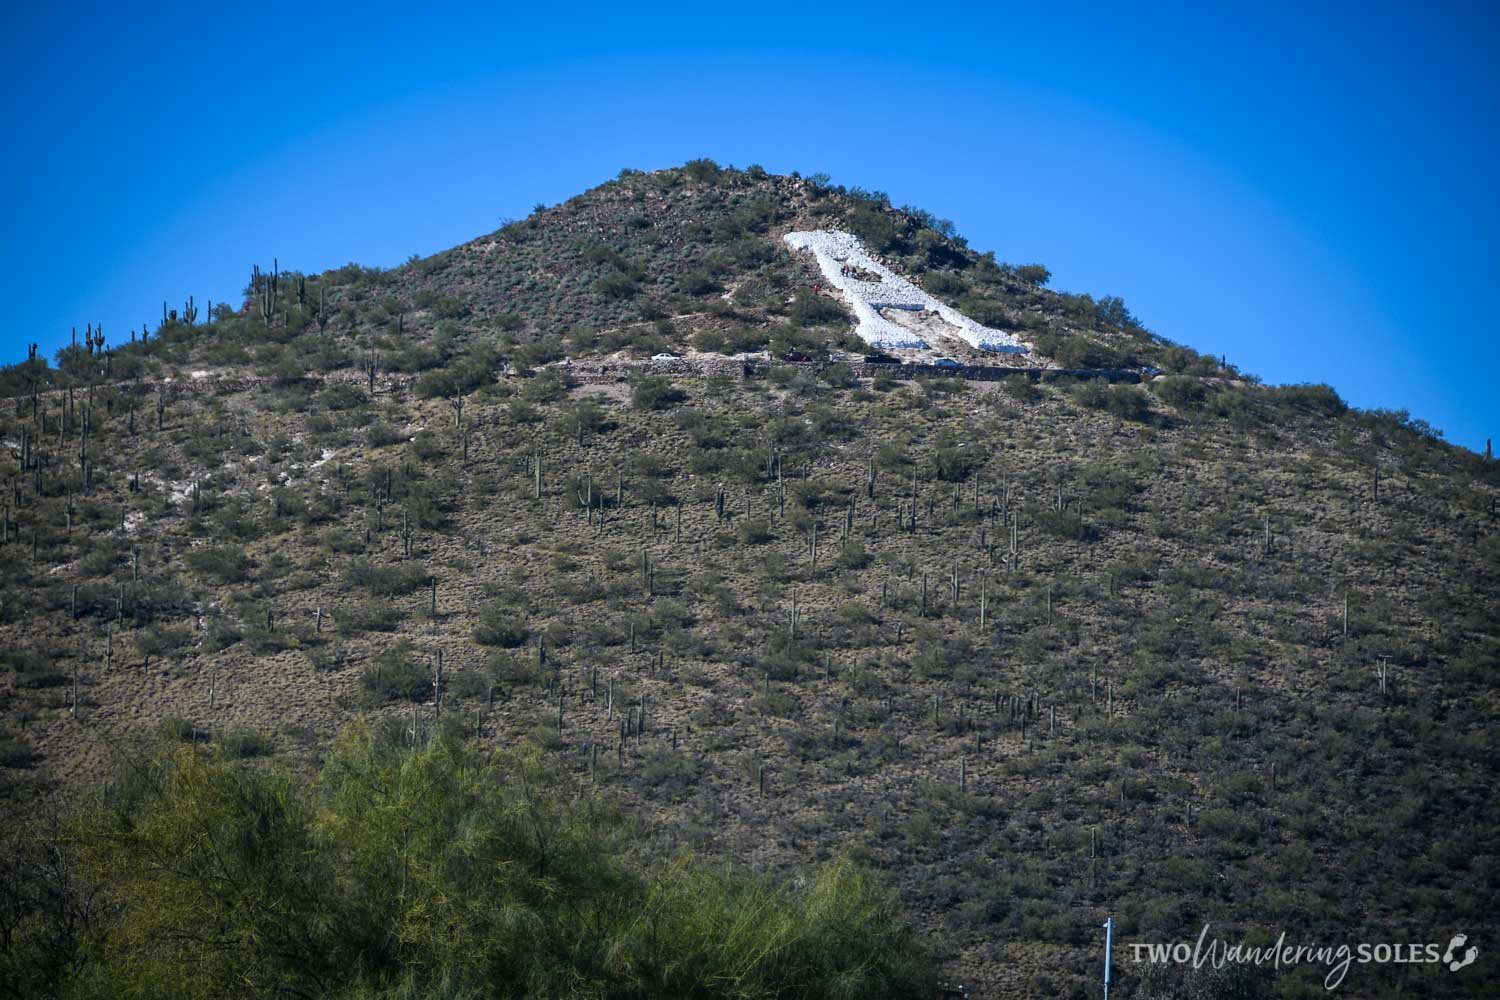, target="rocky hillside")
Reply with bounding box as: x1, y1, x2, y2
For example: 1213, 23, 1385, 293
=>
2, 163, 1497, 998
